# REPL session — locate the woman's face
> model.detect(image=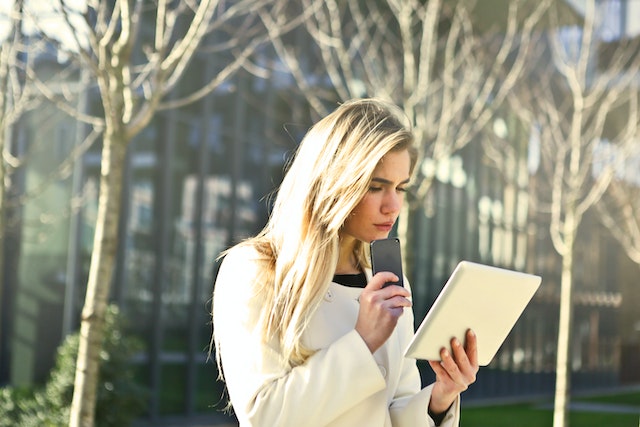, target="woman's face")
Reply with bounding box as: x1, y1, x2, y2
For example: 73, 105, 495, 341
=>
341, 149, 411, 244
